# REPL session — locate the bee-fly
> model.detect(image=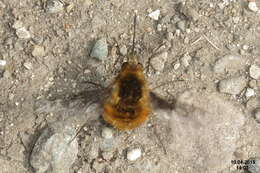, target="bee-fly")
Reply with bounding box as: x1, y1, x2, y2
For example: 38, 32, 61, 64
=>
103, 14, 151, 130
